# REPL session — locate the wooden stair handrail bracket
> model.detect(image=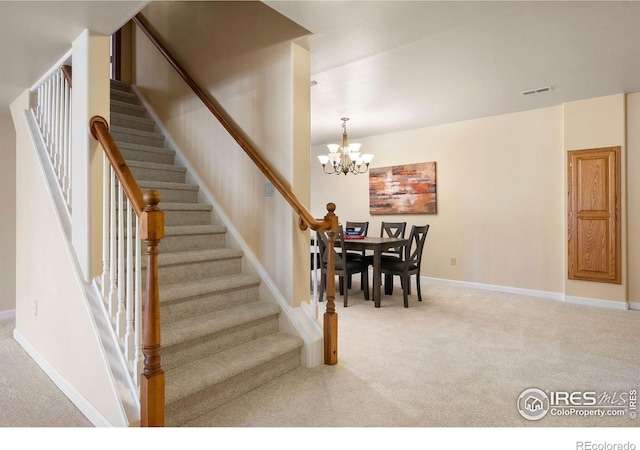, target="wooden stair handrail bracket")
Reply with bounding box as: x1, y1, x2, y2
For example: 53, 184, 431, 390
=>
90, 115, 166, 427
132, 14, 340, 365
